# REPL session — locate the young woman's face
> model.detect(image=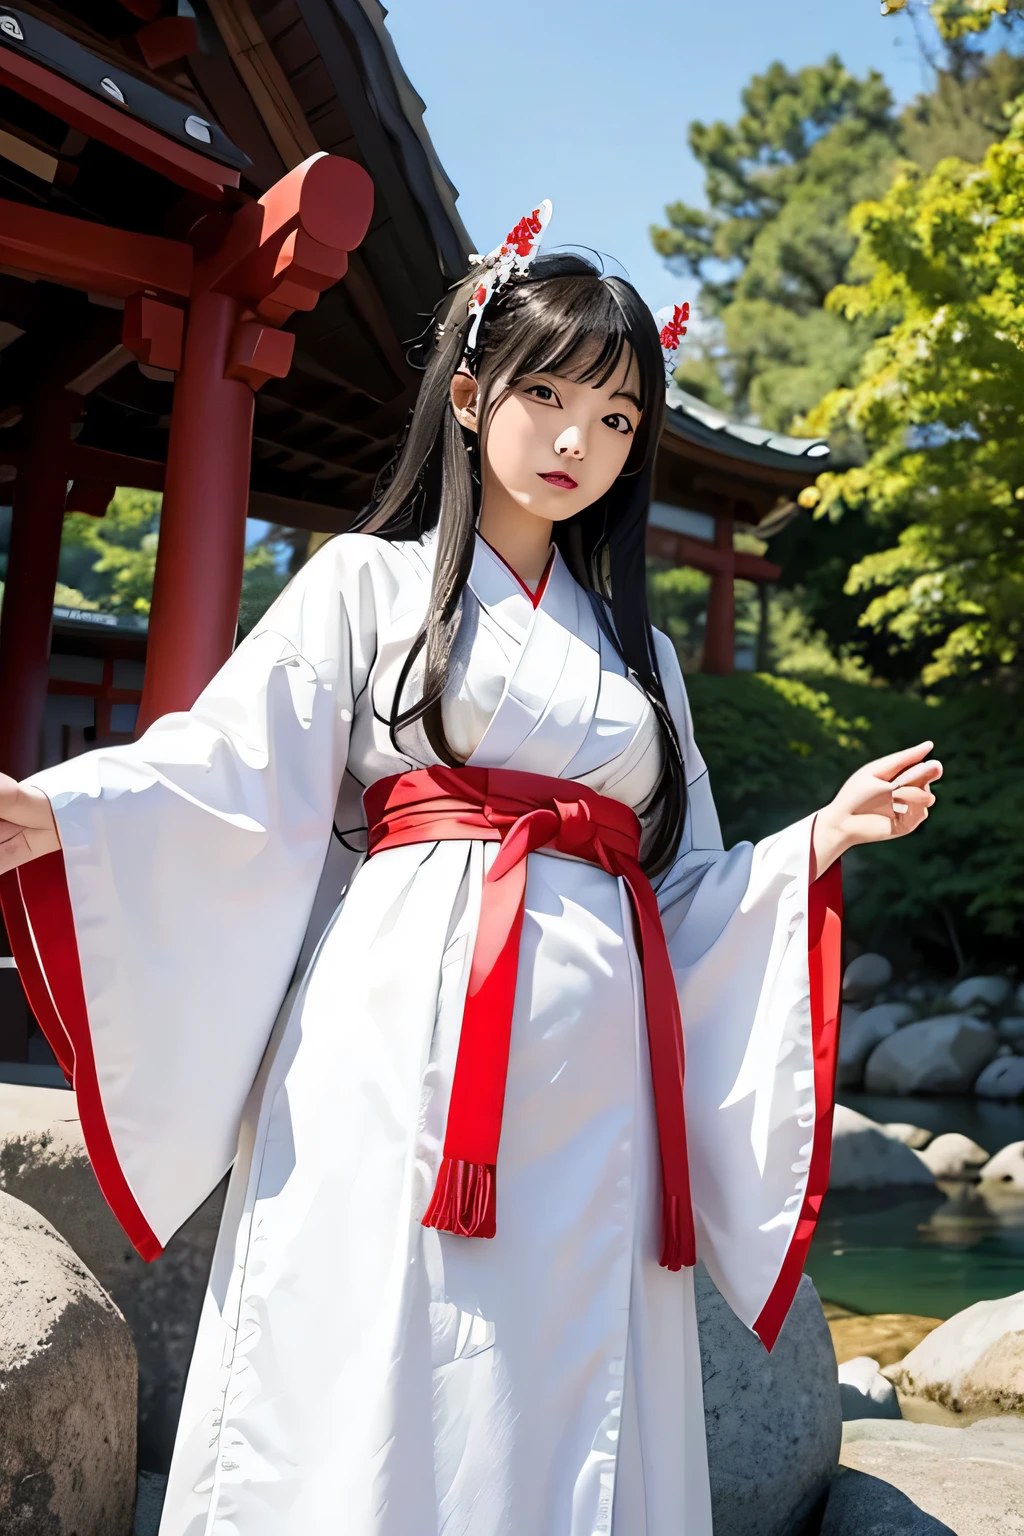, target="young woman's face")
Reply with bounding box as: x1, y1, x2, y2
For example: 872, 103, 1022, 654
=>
452, 347, 642, 524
